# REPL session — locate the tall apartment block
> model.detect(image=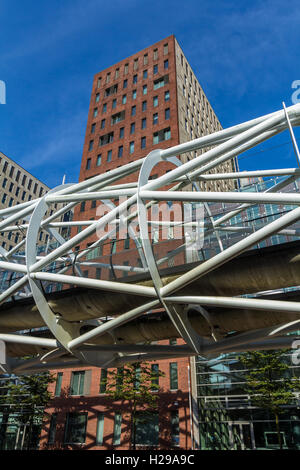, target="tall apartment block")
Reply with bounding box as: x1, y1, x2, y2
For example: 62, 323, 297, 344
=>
0, 151, 51, 251
40, 35, 236, 450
